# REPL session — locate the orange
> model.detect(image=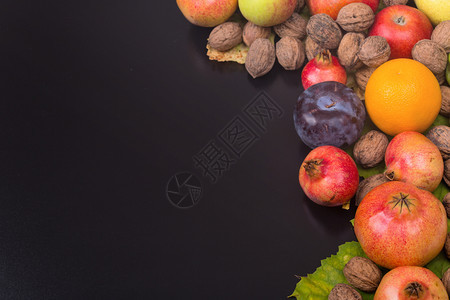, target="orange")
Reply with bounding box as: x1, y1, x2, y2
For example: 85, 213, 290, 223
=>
364, 58, 441, 136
